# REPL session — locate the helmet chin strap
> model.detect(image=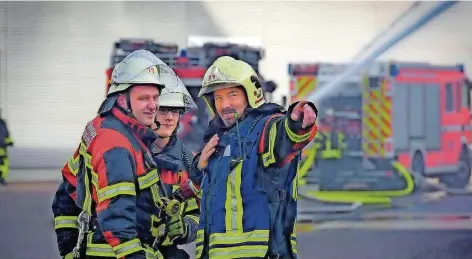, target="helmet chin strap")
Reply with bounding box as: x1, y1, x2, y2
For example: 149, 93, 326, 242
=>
152, 119, 161, 132
123, 91, 135, 118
